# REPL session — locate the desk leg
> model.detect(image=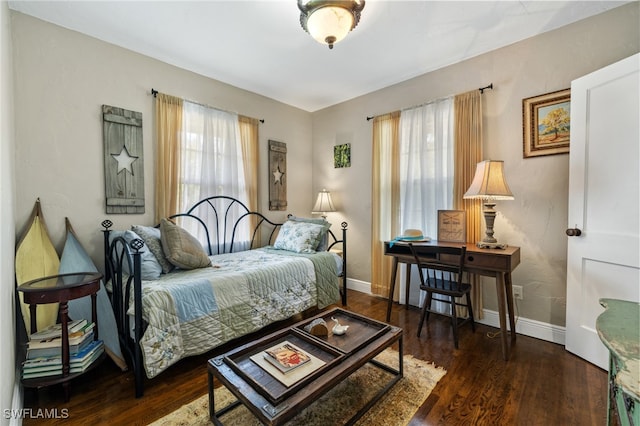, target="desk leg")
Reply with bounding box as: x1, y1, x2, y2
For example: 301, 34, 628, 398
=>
504, 272, 517, 342
404, 263, 411, 310
495, 273, 510, 360
386, 257, 399, 322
